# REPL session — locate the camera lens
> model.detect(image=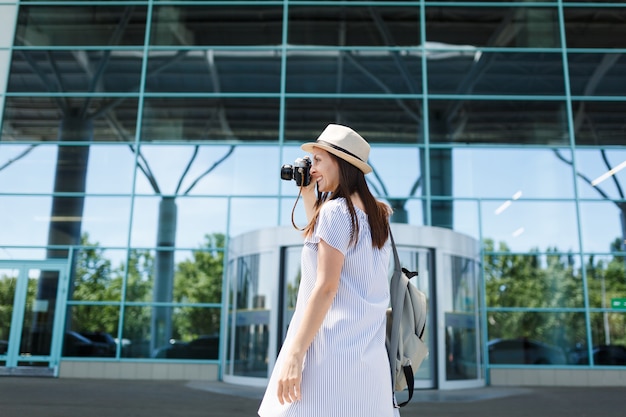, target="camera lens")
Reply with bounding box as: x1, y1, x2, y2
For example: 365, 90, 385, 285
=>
280, 164, 294, 181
